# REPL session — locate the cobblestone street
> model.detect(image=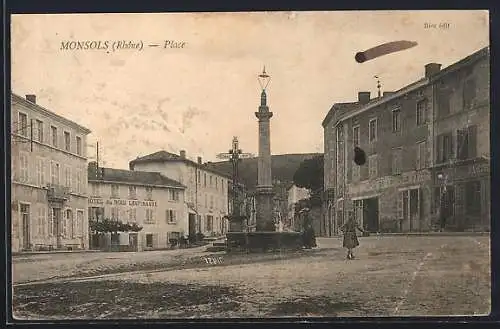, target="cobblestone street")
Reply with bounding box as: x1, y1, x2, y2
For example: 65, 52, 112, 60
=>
12, 235, 491, 319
